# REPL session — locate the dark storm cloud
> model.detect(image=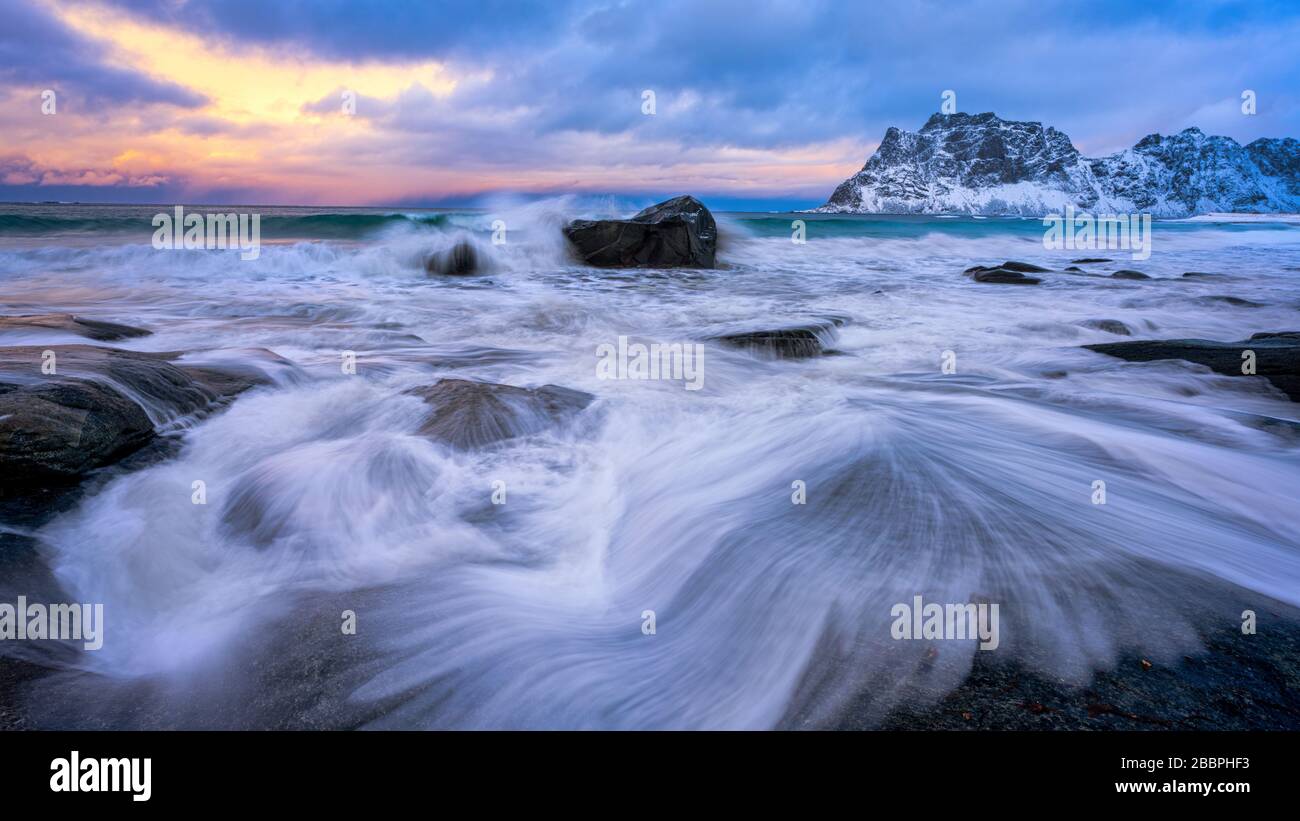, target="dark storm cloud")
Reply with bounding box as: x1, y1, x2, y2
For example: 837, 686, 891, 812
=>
0, 0, 207, 109
99, 0, 1300, 153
